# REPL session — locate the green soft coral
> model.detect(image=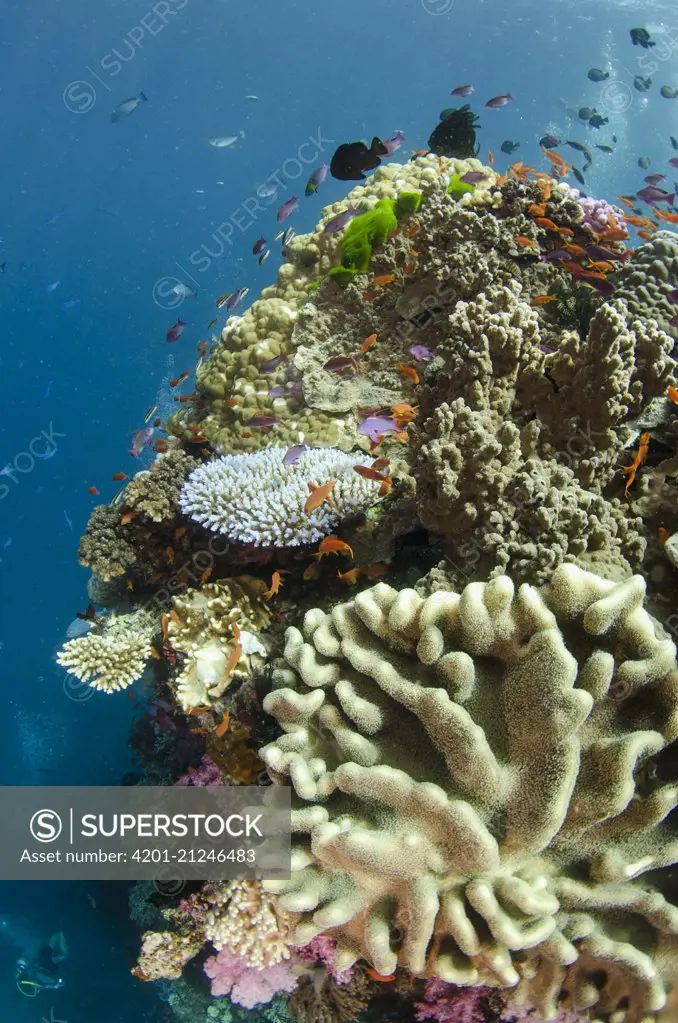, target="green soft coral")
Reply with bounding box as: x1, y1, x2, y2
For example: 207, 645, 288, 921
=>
339, 198, 399, 273
448, 173, 475, 199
